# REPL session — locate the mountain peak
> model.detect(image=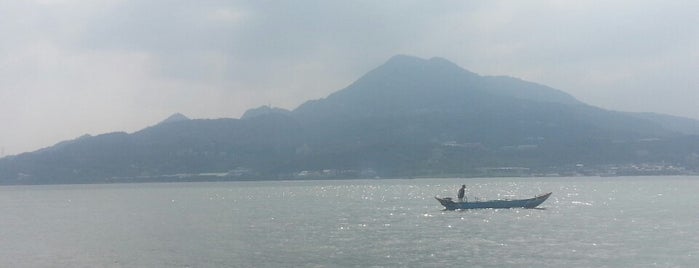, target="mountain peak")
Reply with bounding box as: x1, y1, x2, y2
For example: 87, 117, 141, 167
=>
339, 54, 479, 92
366, 55, 480, 84
159, 113, 190, 125
293, 55, 482, 118
381, 55, 472, 73
241, 105, 292, 119
294, 54, 581, 119
384, 54, 425, 64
